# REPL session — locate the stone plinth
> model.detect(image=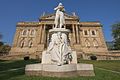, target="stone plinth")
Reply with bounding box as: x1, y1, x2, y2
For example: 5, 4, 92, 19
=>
42, 51, 77, 64
25, 63, 95, 77
49, 28, 70, 33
